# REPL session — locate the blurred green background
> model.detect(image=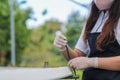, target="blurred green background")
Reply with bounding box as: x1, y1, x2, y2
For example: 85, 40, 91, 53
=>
0, 0, 90, 79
